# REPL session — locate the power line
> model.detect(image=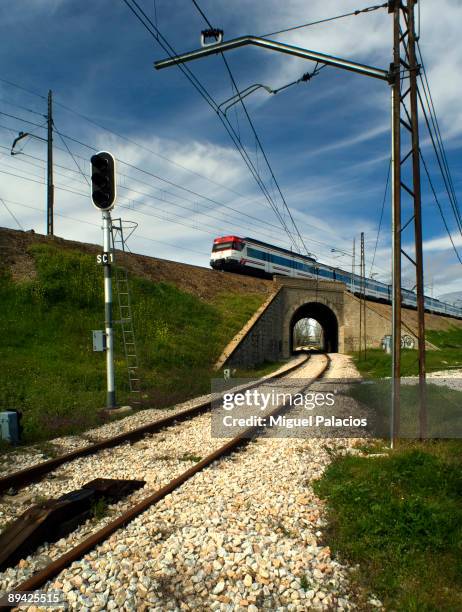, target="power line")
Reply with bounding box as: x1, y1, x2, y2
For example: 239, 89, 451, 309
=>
418, 86, 462, 238
190, 0, 312, 256
0, 110, 47, 131
0, 196, 24, 230
0, 77, 46, 100
369, 158, 390, 276
259, 3, 388, 38
420, 150, 462, 265
1, 197, 208, 257
416, 43, 462, 235
0, 115, 379, 264
0, 97, 44, 117
399, 29, 462, 239
121, 0, 303, 252
52, 122, 90, 187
